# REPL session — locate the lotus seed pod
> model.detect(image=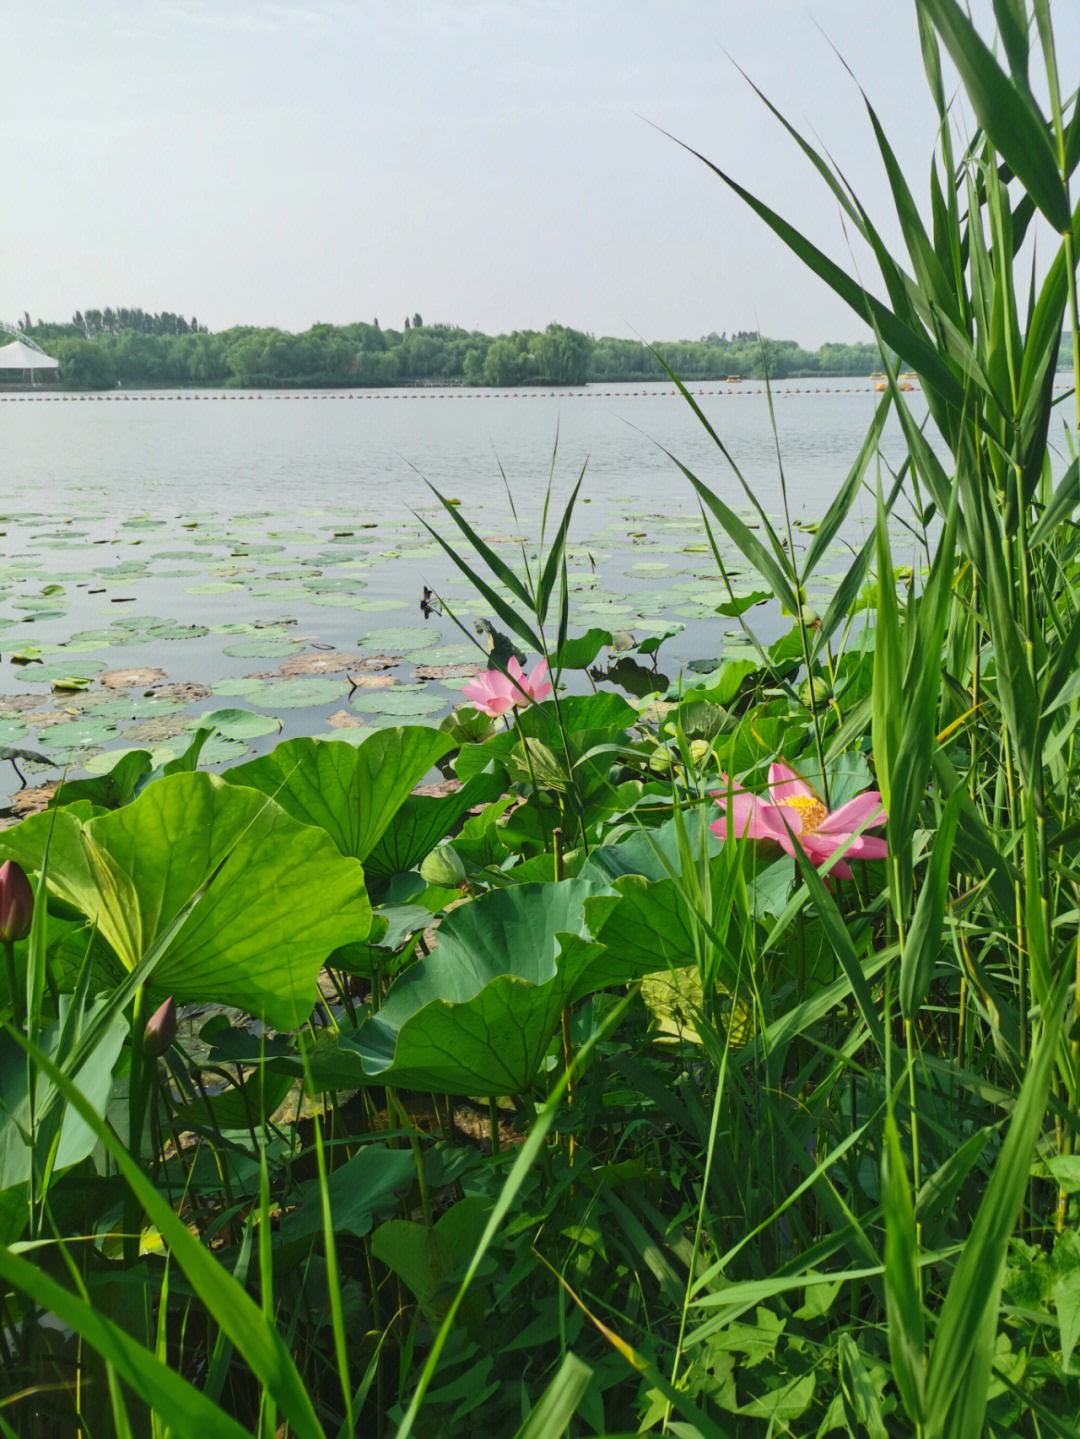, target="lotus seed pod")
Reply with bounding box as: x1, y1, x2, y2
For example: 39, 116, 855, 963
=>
420, 844, 467, 889
799, 605, 821, 628
0, 862, 33, 944
648, 746, 678, 776
798, 675, 832, 709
